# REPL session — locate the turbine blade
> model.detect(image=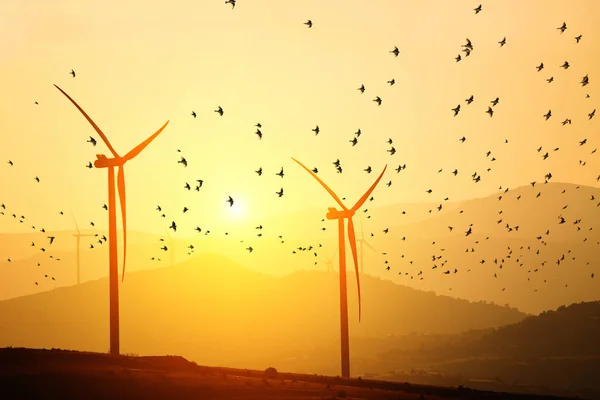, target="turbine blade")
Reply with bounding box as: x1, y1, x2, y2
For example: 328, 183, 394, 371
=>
347, 218, 362, 322
291, 157, 347, 210
117, 166, 127, 282
54, 84, 120, 158
70, 209, 80, 234
123, 121, 170, 161
351, 165, 388, 212
363, 240, 377, 252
